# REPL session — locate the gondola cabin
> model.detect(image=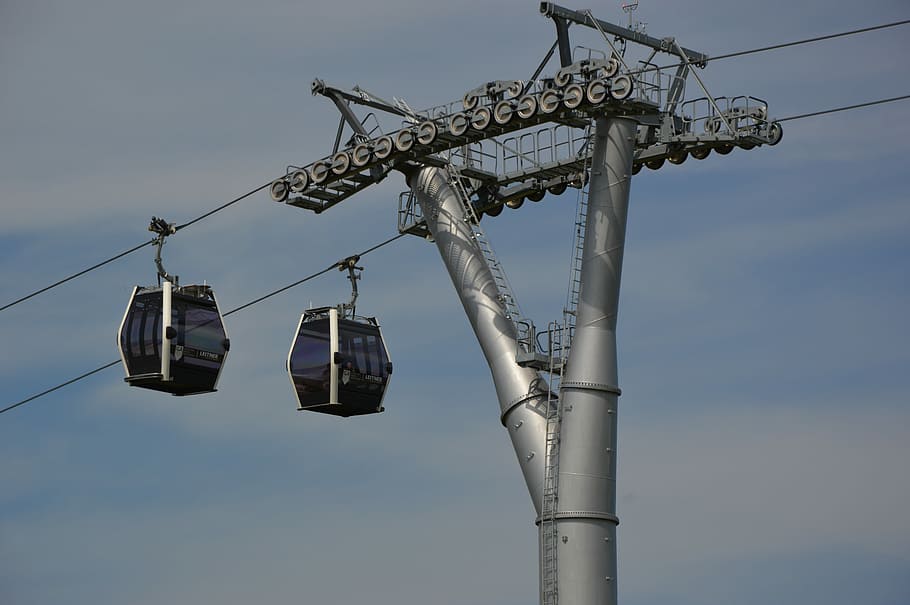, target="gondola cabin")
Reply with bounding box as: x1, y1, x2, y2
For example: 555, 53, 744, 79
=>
287, 307, 392, 417
118, 282, 230, 395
